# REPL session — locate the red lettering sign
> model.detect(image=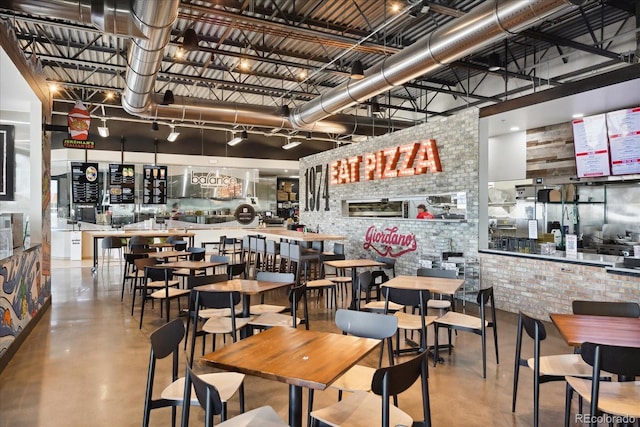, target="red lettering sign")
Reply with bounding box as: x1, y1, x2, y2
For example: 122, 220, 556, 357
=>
331, 139, 442, 185
363, 225, 418, 258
